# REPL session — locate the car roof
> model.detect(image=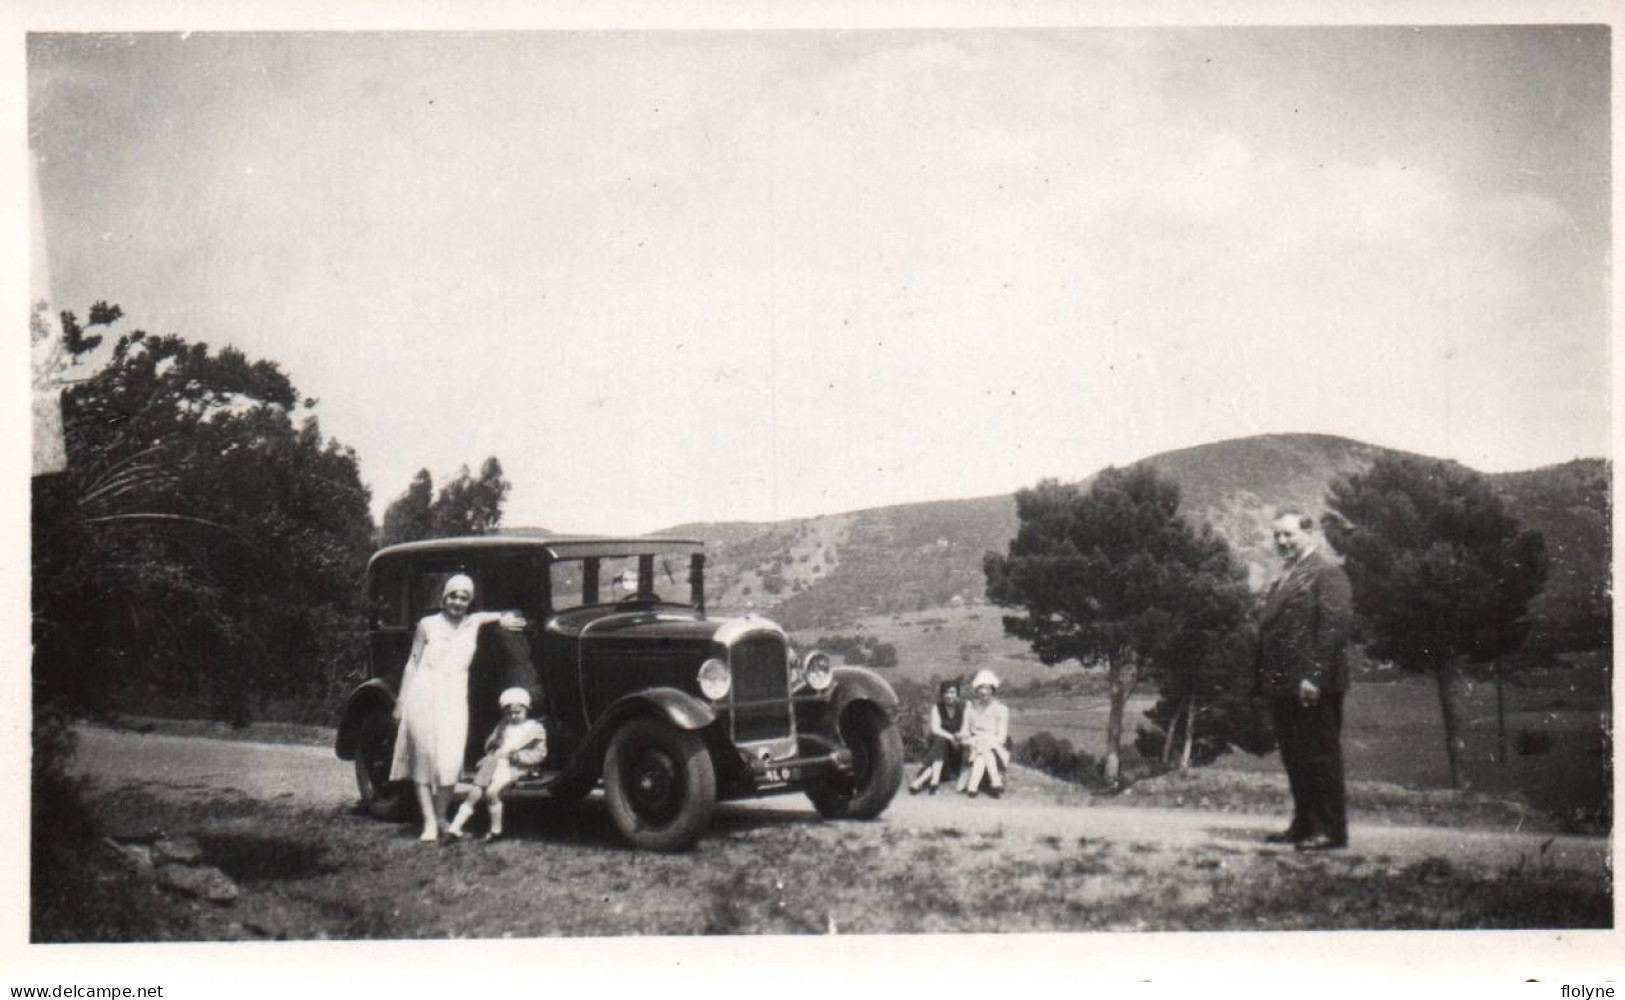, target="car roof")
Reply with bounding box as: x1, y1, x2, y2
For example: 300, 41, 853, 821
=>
369, 533, 705, 570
